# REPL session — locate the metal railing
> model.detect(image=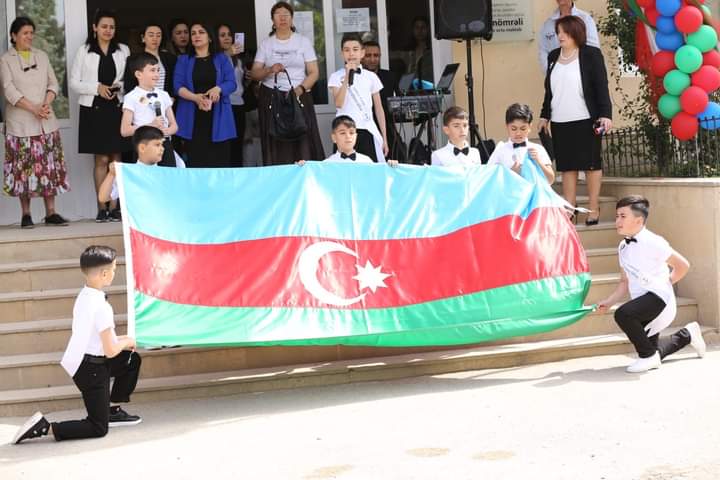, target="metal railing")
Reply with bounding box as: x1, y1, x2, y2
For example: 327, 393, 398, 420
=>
601, 118, 720, 177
